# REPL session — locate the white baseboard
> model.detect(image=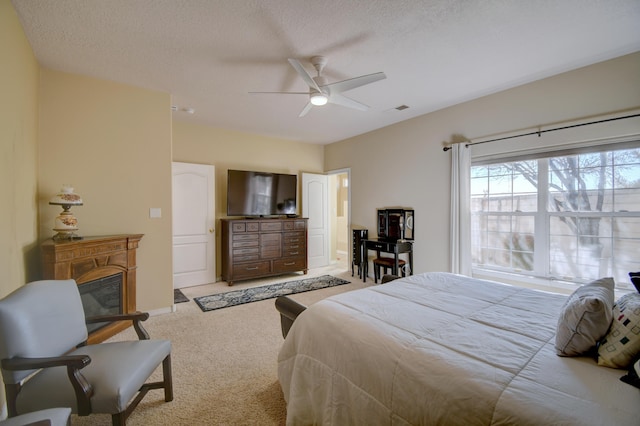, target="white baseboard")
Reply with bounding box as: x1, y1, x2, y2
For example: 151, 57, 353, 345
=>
148, 306, 175, 316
